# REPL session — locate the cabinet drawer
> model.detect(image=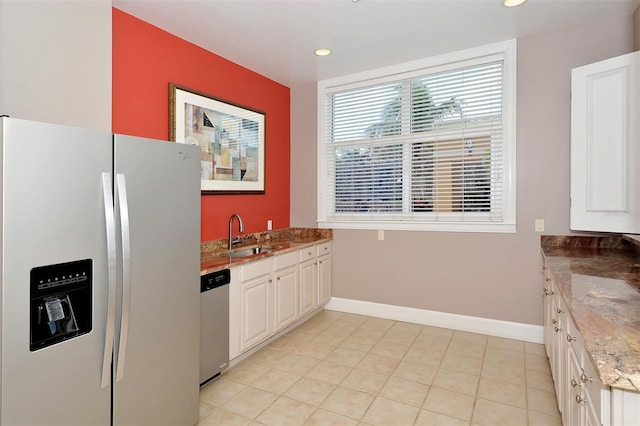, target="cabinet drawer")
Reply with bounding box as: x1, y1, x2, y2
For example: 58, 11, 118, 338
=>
299, 247, 316, 262
317, 242, 332, 256
274, 250, 299, 270
240, 257, 273, 281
